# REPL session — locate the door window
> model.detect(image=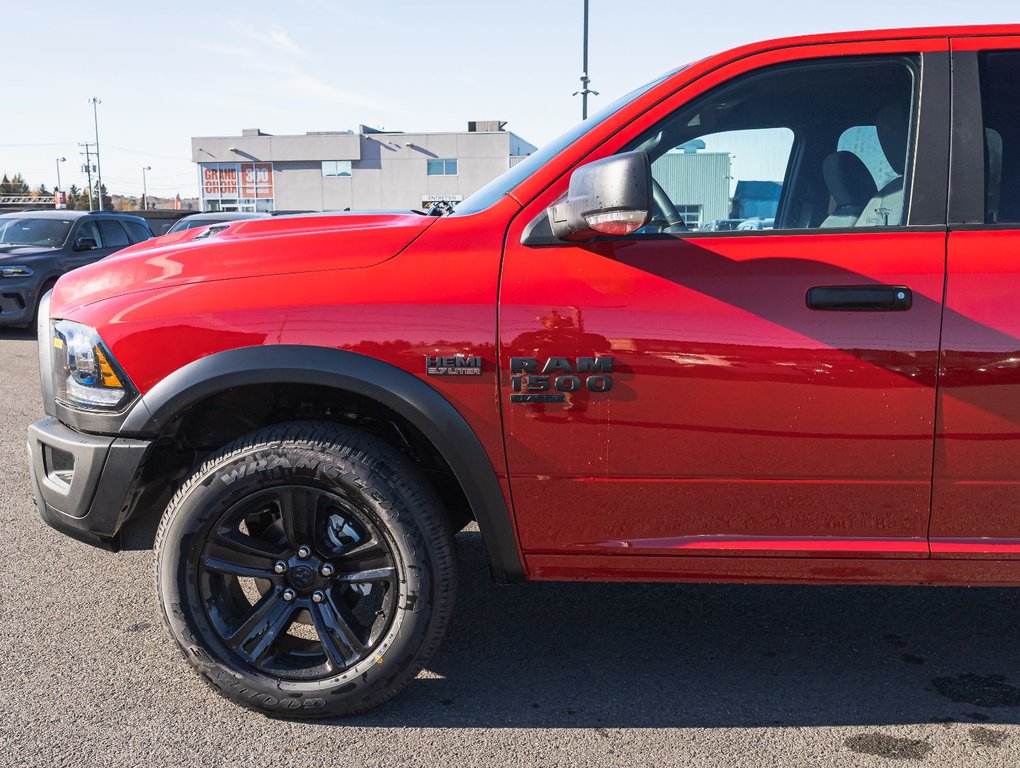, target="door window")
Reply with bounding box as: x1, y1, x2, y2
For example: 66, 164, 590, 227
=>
978, 51, 1020, 224
123, 220, 152, 243
76, 221, 103, 248
626, 56, 919, 233
97, 220, 129, 248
